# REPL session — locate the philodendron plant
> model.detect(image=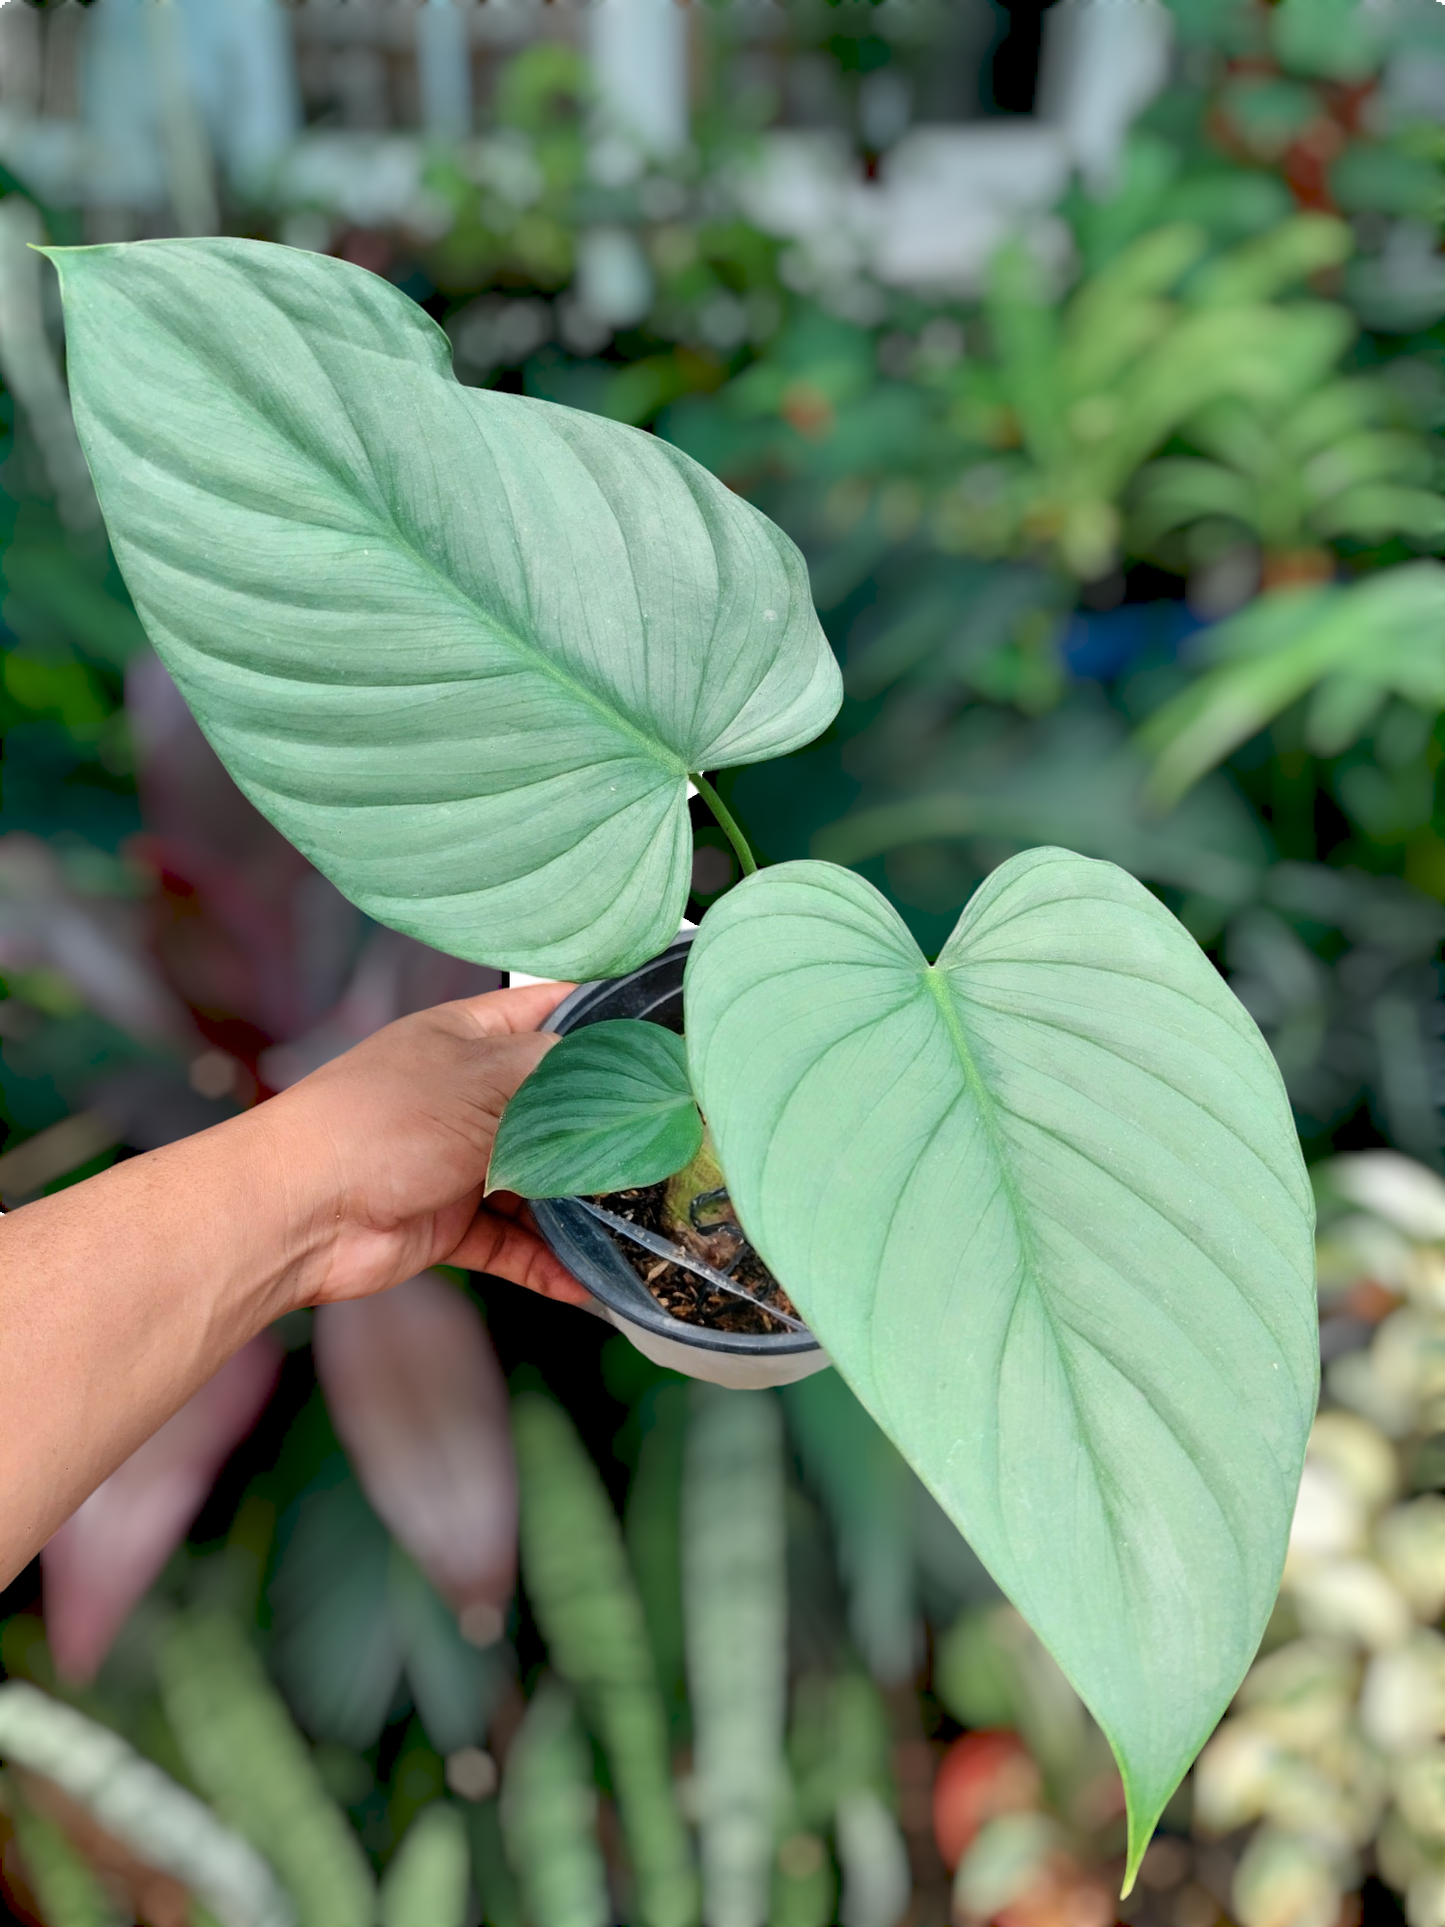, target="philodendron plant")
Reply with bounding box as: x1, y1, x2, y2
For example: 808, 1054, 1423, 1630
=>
46, 238, 1317, 1889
